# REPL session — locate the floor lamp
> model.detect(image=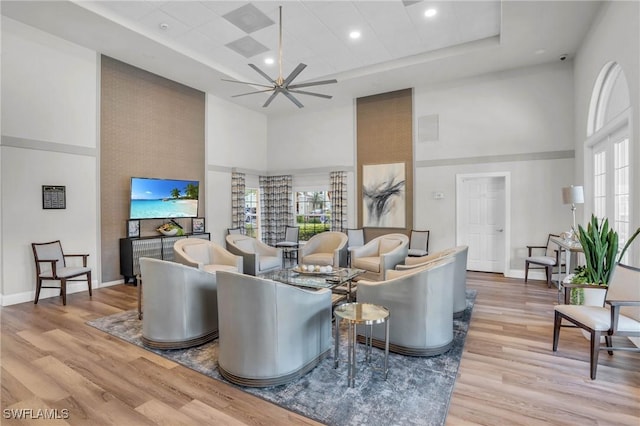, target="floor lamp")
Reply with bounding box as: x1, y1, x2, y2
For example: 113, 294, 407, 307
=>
562, 185, 584, 238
